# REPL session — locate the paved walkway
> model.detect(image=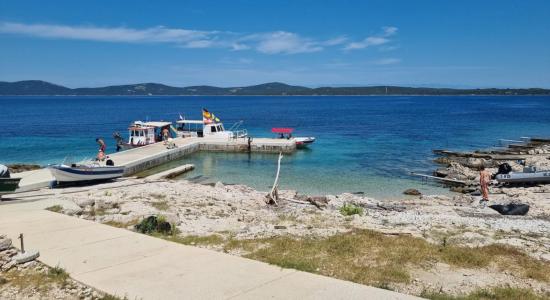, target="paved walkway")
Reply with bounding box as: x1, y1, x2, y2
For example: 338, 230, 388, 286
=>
0, 200, 419, 299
